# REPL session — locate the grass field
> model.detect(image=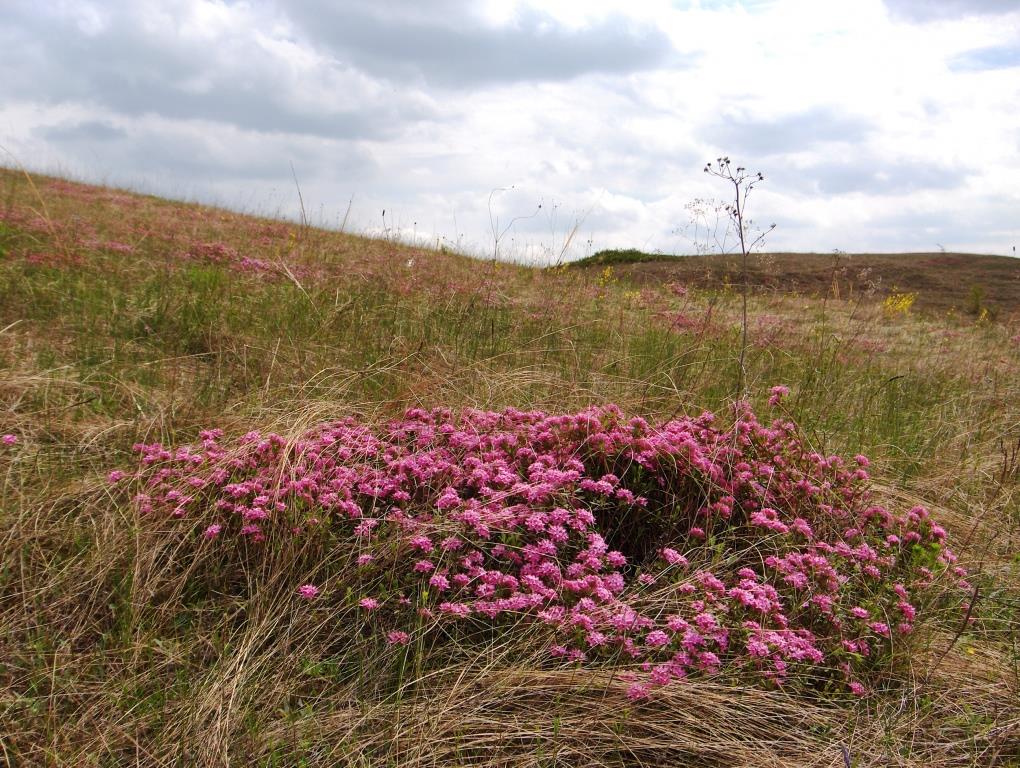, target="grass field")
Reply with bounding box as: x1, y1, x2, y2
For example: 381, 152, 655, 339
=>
1, 168, 1018, 767
573, 249, 1020, 317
